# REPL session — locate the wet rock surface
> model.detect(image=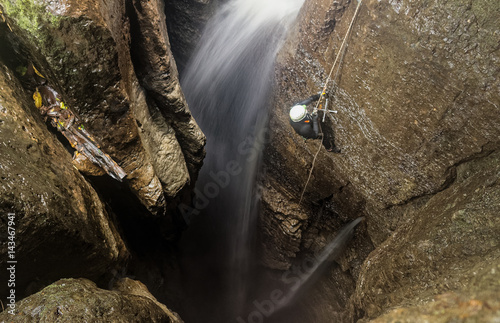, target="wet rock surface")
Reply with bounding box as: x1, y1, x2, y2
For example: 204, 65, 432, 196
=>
0, 64, 128, 301
0, 0, 203, 320
129, 0, 206, 185
1, 0, 205, 215
0, 0, 498, 321
0, 278, 183, 322
364, 286, 500, 323
164, 0, 220, 74
262, 0, 500, 321
354, 149, 500, 321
